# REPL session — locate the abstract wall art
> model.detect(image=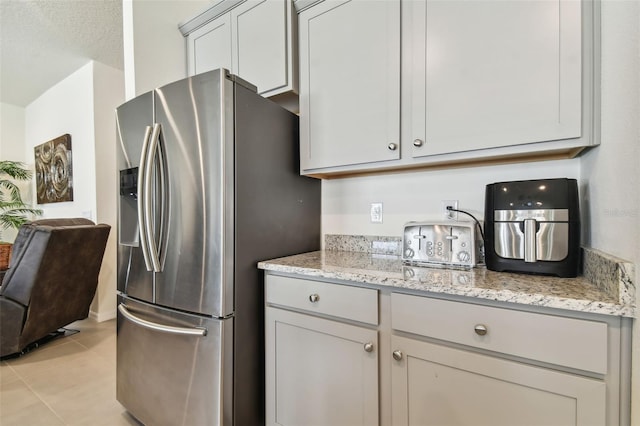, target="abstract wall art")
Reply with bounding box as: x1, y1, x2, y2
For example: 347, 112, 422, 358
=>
34, 134, 74, 204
